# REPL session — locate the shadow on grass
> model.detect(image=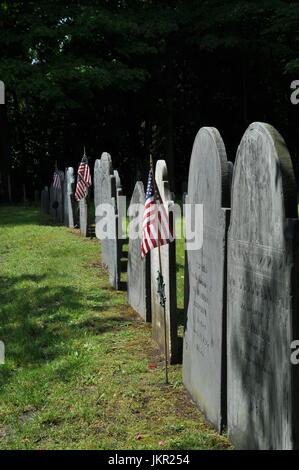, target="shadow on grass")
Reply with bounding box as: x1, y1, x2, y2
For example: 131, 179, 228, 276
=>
0, 205, 50, 227
0, 271, 126, 389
